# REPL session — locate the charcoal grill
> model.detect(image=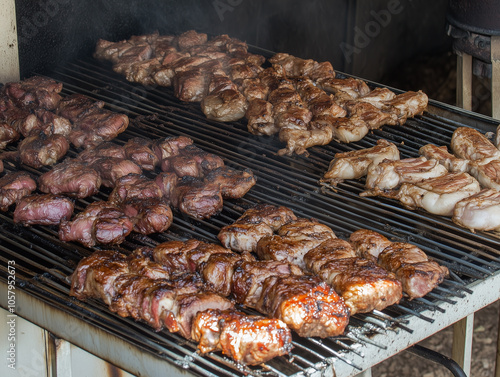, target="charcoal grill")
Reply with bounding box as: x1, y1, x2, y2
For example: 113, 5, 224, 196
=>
1, 51, 500, 377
